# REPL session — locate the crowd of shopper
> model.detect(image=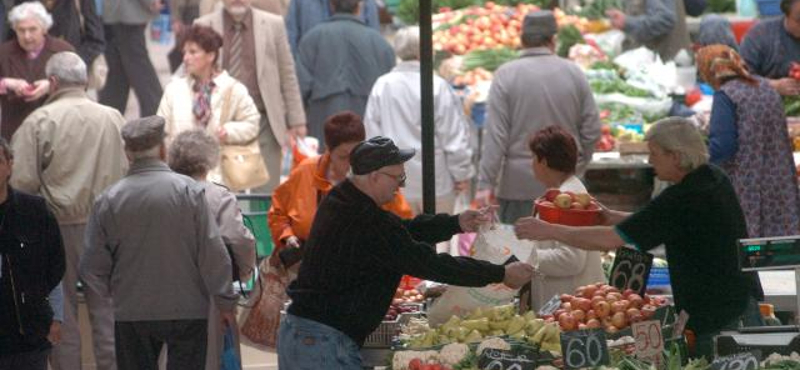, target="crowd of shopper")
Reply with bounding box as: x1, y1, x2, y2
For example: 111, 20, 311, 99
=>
1, 0, 800, 368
